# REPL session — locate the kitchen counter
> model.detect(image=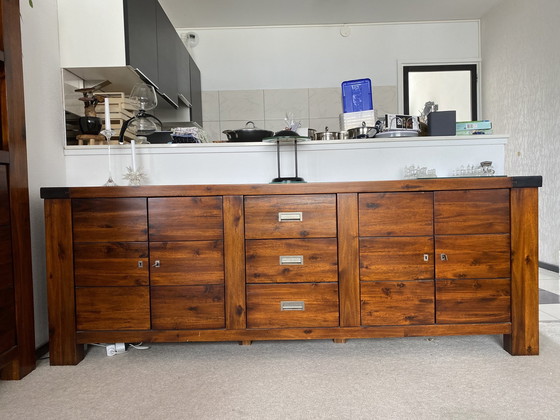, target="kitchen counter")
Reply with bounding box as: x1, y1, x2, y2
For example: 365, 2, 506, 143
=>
62, 135, 507, 186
